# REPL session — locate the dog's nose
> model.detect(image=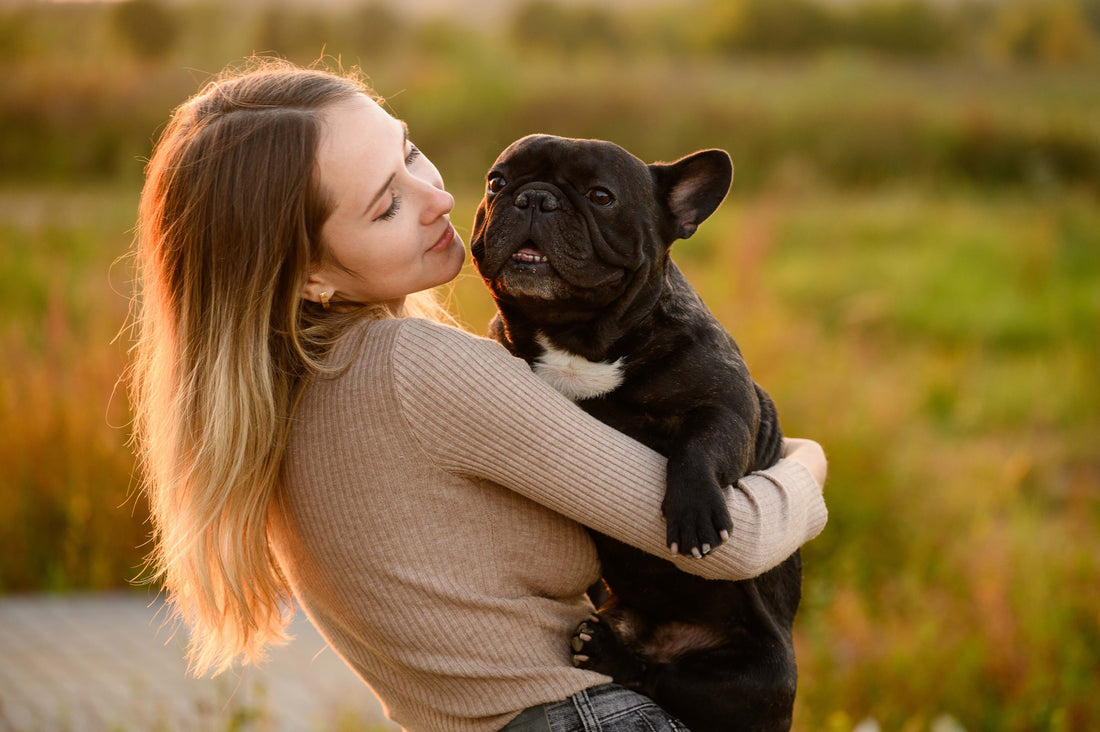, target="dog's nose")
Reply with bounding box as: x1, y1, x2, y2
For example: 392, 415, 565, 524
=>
514, 188, 560, 212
